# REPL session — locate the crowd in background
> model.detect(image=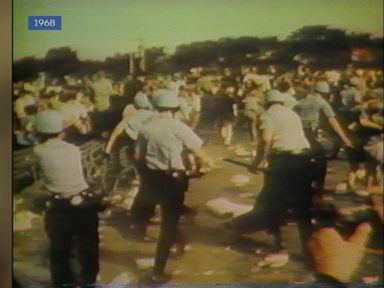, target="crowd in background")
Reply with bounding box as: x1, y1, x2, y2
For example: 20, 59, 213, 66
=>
12, 61, 384, 285
13, 64, 383, 191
